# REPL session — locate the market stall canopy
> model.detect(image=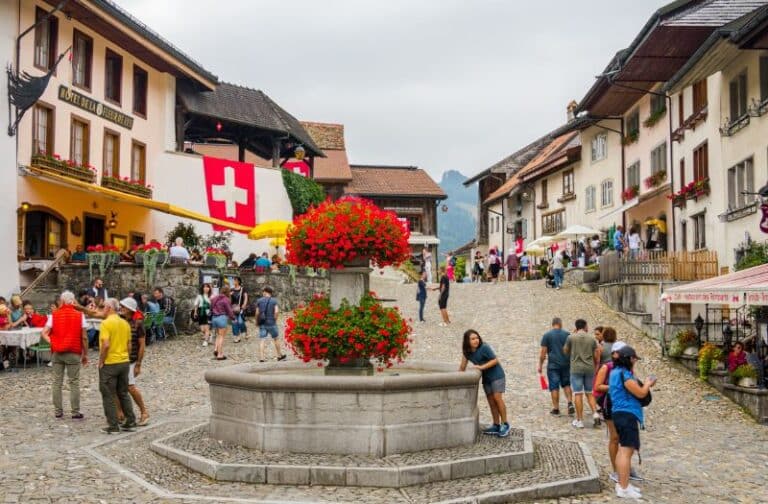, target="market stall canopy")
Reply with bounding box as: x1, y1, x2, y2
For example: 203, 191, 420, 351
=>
663, 263, 768, 306
554, 225, 602, 240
